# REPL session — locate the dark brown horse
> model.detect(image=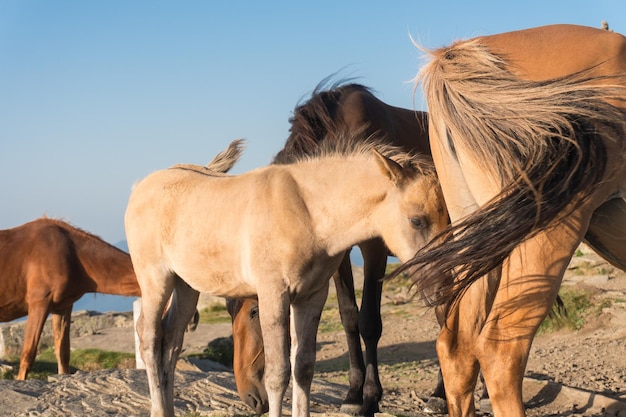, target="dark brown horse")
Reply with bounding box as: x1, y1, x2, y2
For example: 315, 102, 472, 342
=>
227, 82, 456, 416
0, 217, 140, 379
